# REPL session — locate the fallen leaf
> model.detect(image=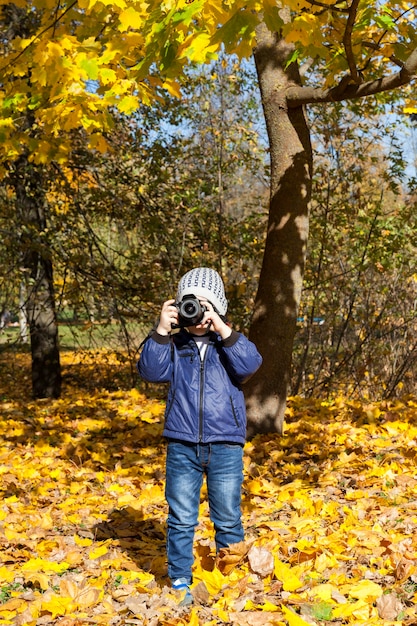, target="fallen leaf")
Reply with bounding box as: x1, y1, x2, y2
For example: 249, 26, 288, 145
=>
192, 580, 210, 604
248, 545, 274, 577
281, 605, 313, 625
217, 541, 250, 574
376, 592, 404, 620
